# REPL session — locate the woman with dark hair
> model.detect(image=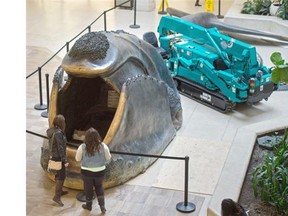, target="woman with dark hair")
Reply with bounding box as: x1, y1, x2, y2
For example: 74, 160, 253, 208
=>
75, 127, 111, 213
221, 198, 248, 216
46, 114, 69, 206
